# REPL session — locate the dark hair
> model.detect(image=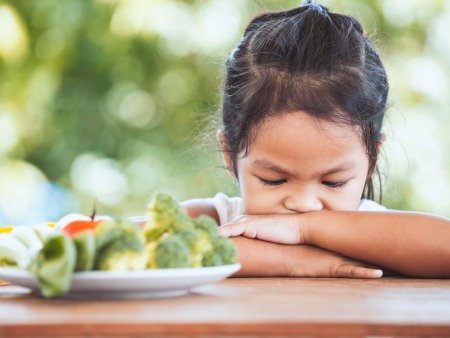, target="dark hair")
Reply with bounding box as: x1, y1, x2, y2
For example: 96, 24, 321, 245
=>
221, 2, 388, 201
